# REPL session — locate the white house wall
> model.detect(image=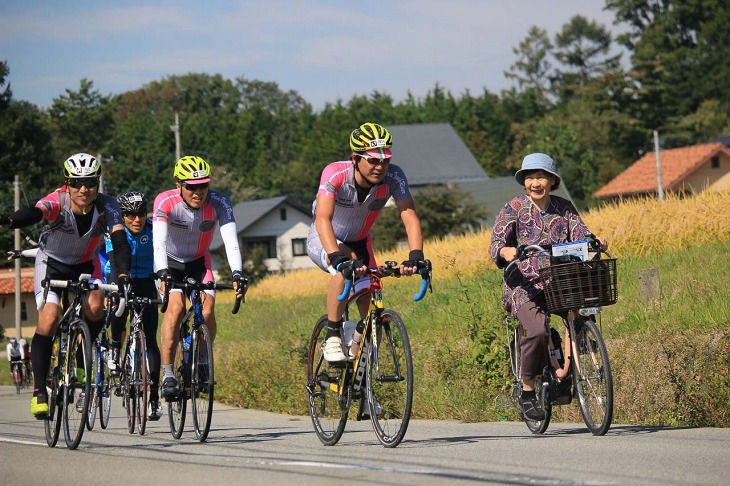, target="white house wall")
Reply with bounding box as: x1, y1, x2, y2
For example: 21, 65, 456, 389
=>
243, 206, 317, 272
